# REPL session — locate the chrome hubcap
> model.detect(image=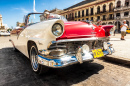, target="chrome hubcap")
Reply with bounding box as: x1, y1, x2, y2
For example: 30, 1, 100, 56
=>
31, 47, 39, 71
